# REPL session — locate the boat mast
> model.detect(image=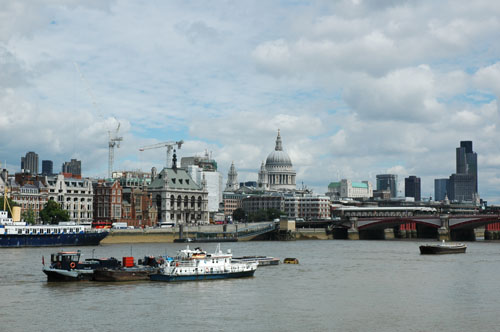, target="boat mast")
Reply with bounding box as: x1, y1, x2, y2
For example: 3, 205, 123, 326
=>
3, 185, 13, 215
